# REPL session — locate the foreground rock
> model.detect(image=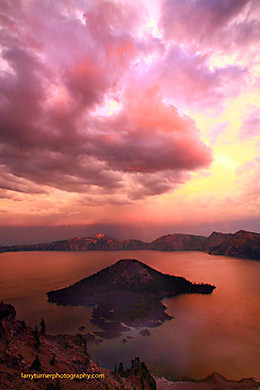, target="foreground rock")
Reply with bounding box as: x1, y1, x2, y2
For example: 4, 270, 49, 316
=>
47, 259, 215, 338
0, 302, 156, 390
1, 302, 258, 390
